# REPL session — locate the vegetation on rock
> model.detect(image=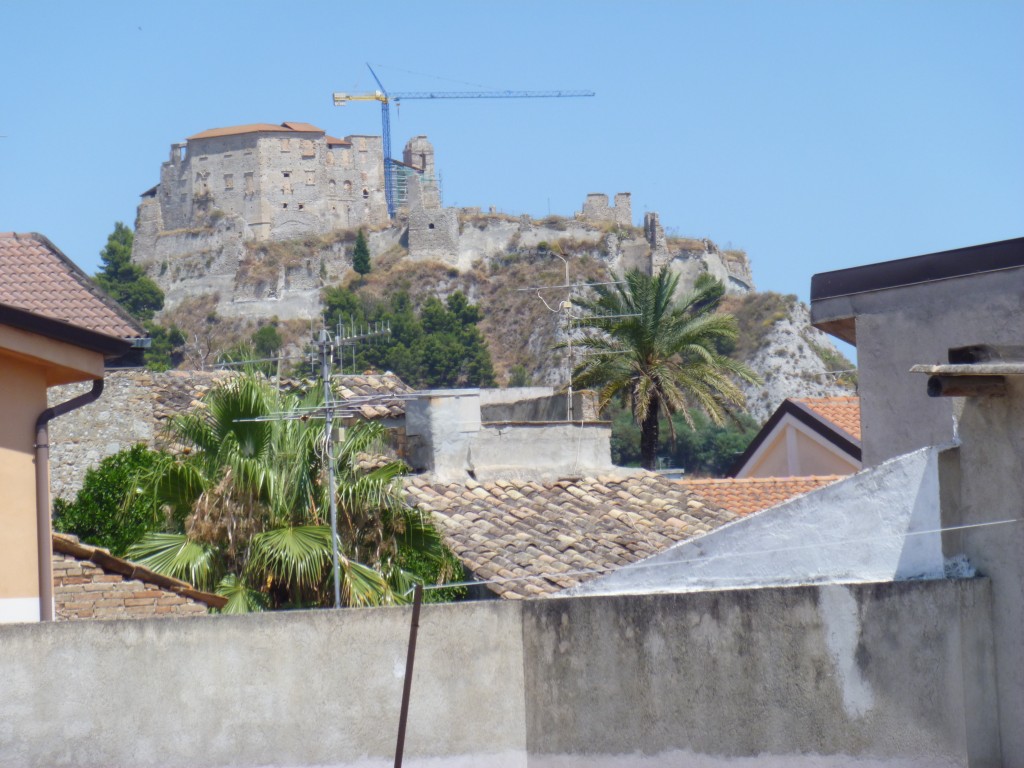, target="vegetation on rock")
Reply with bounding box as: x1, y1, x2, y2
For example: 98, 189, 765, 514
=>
322, 285, 495, 388
95, 222, 165, 322
352, 229, 371, 277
